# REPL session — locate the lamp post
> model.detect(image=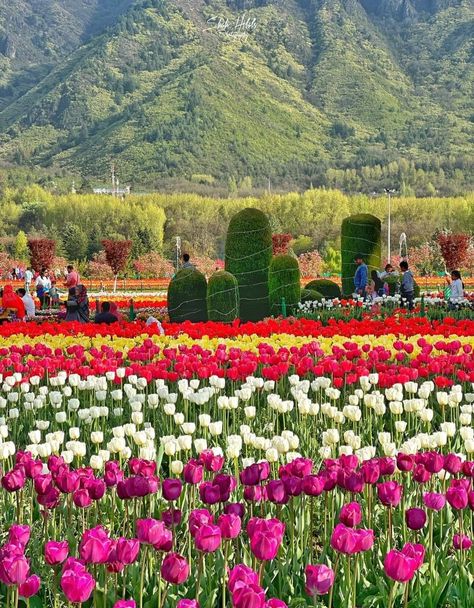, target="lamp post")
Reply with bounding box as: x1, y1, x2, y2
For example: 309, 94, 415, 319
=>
384, 189, 396, 264
175, 236, 181, 273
